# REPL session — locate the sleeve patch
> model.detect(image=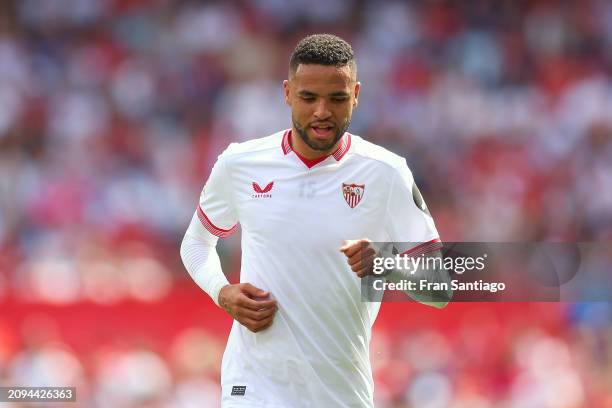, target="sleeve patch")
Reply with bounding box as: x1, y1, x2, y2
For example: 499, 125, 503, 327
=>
412, 184, 431, 215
